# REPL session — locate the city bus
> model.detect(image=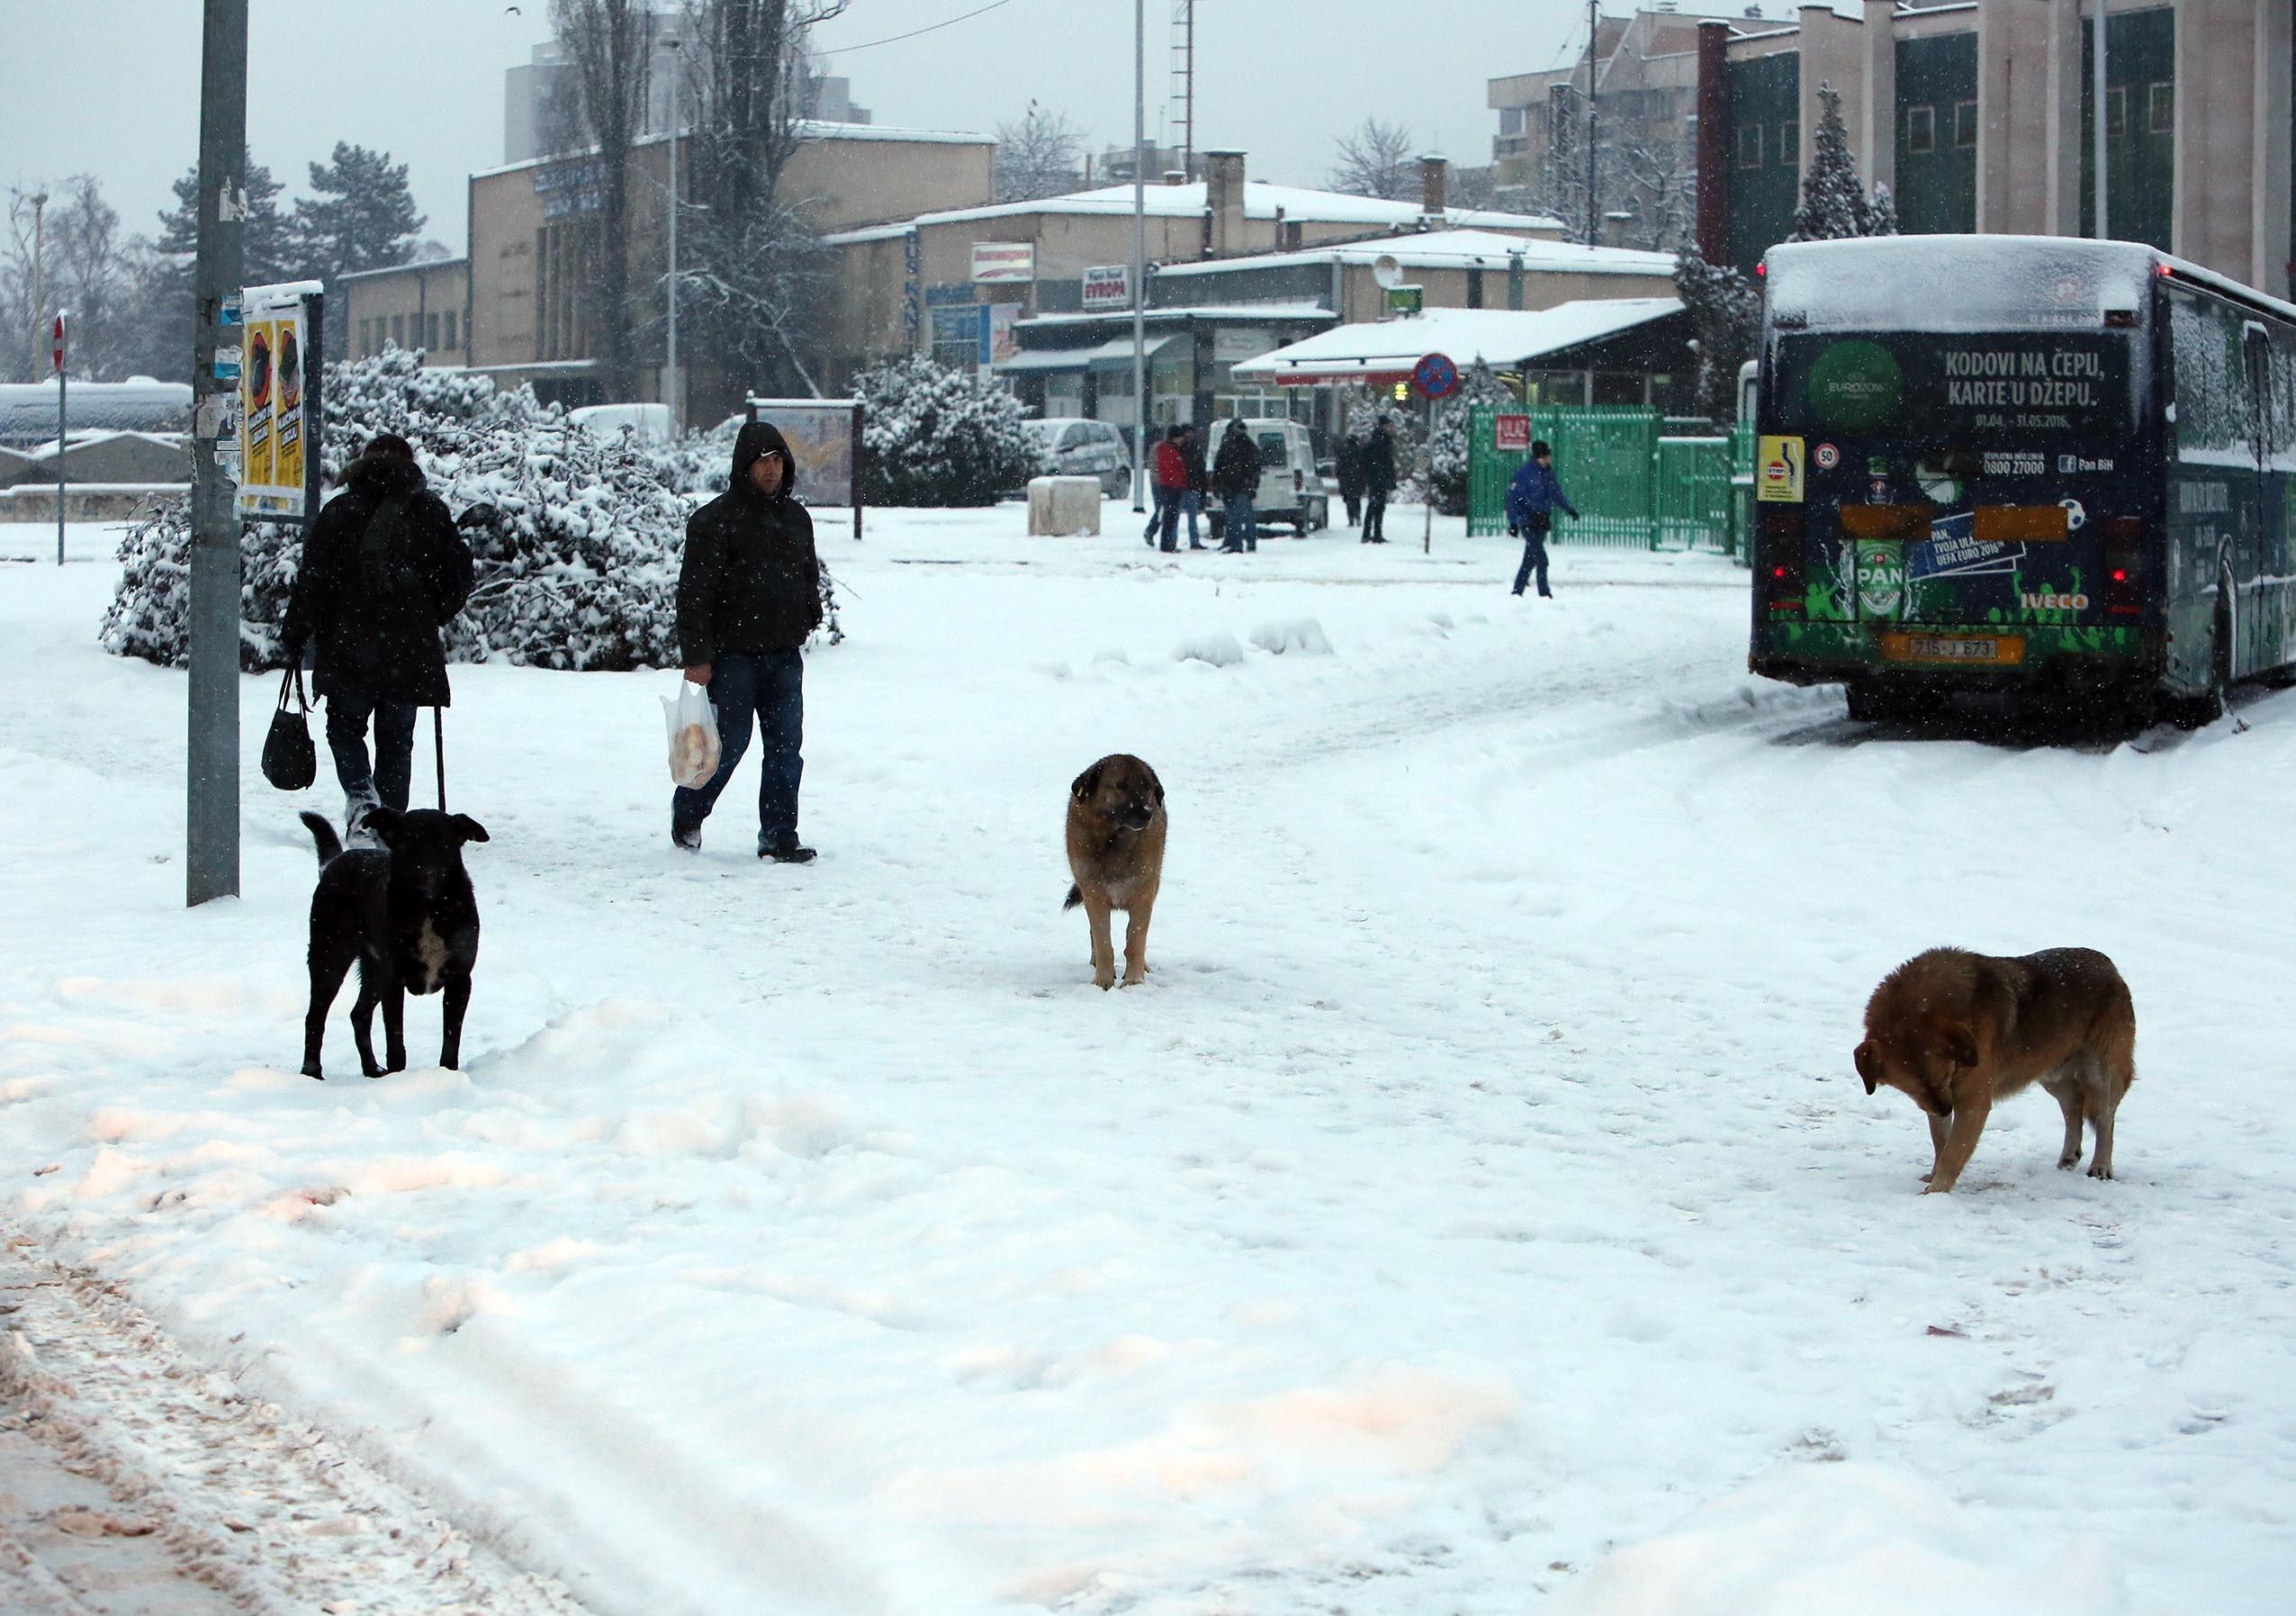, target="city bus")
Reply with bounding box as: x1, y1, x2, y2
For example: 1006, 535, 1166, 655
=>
1746, 235, 2296, 727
